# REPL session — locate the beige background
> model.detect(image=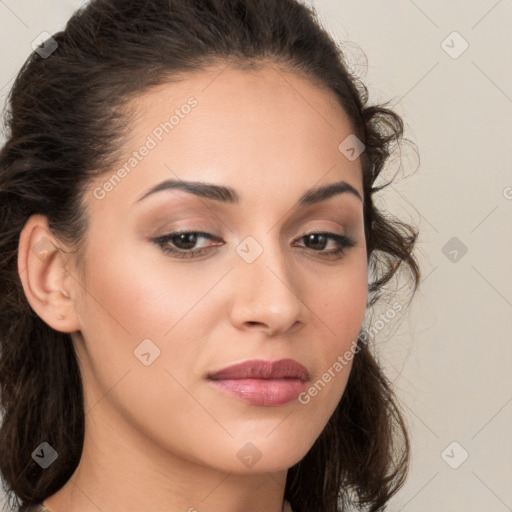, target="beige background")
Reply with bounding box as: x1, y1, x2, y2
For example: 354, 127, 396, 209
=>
1, 1, 511, 511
